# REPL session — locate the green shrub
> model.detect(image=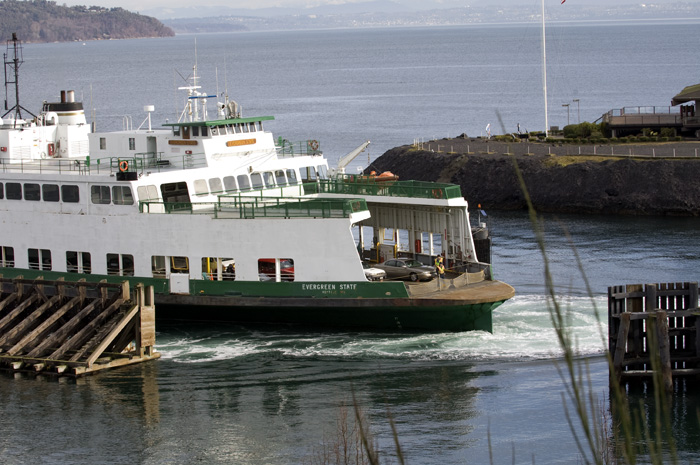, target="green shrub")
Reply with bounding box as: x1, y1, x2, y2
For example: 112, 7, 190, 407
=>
492, 134, 514, 142
563, 121, 606, 139
659, 127, 676, 138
